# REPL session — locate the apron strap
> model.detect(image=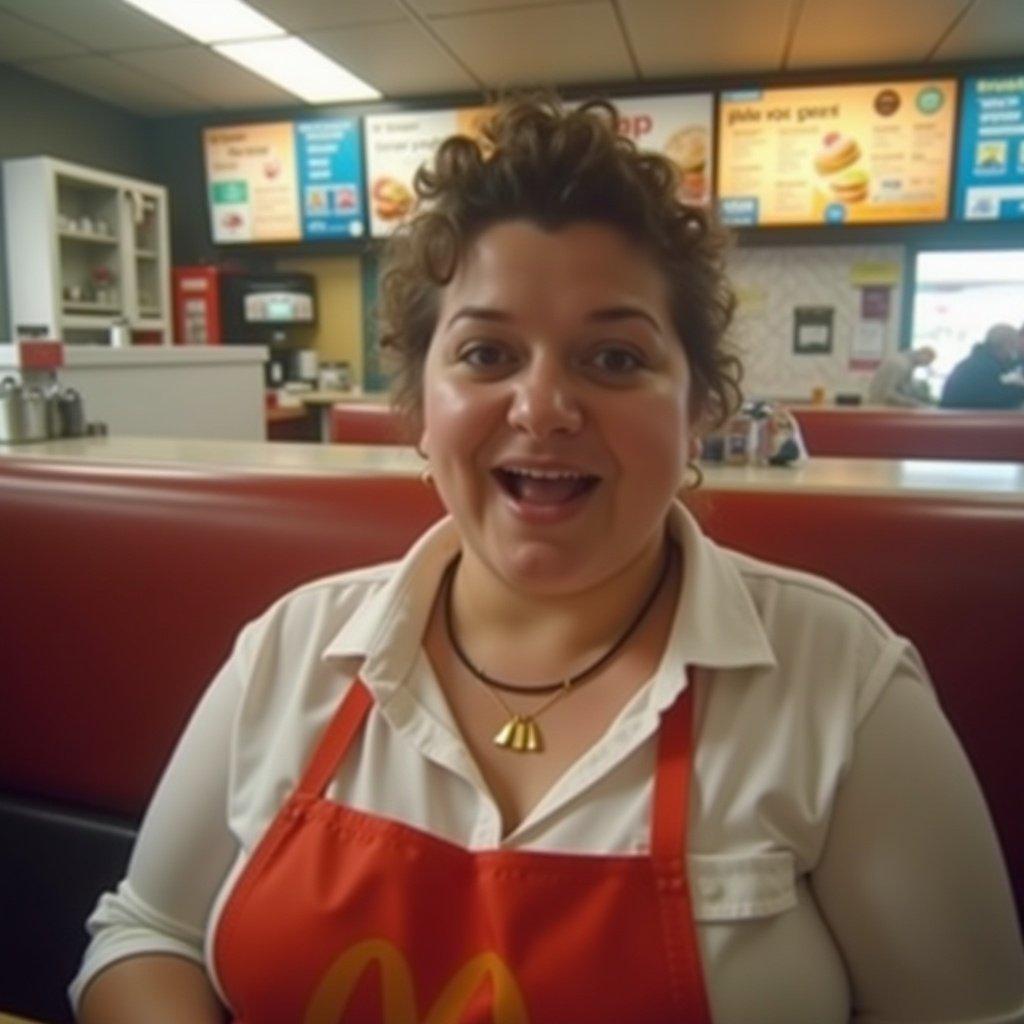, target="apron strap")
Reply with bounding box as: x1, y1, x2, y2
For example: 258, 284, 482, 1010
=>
296, 678, 374, 798
650, 666, 696, 862
297, 667, 699, 847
